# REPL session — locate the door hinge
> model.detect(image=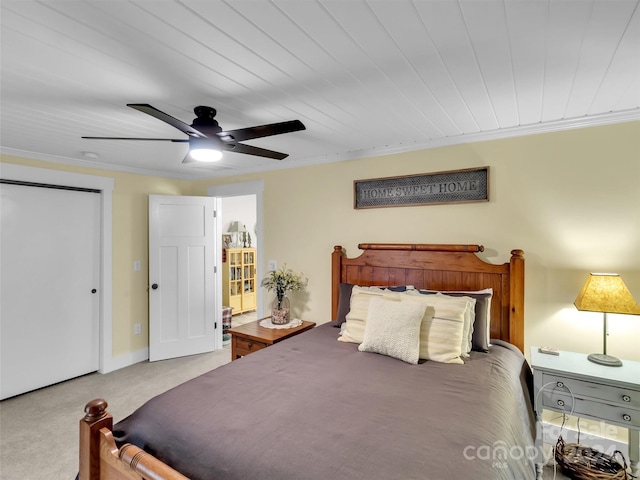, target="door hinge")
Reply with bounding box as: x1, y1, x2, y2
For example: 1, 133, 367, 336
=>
214, 265, 217, 273
214, 322, 218, 330
213, 210, 217, 218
